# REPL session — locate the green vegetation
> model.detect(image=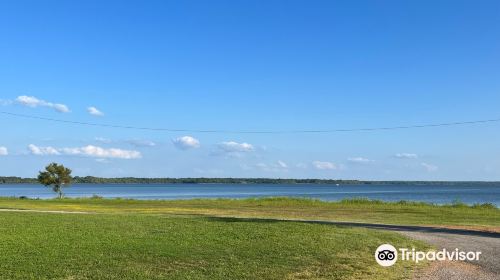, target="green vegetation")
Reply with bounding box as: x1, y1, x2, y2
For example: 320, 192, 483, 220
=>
1, 176, 360, 184
0, 210, 429, 279
37, 163, 73, 198
2, 175, 499, 185
2, 197, 497, 279
0, 176, 38, 184
0, 197, 498, 230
